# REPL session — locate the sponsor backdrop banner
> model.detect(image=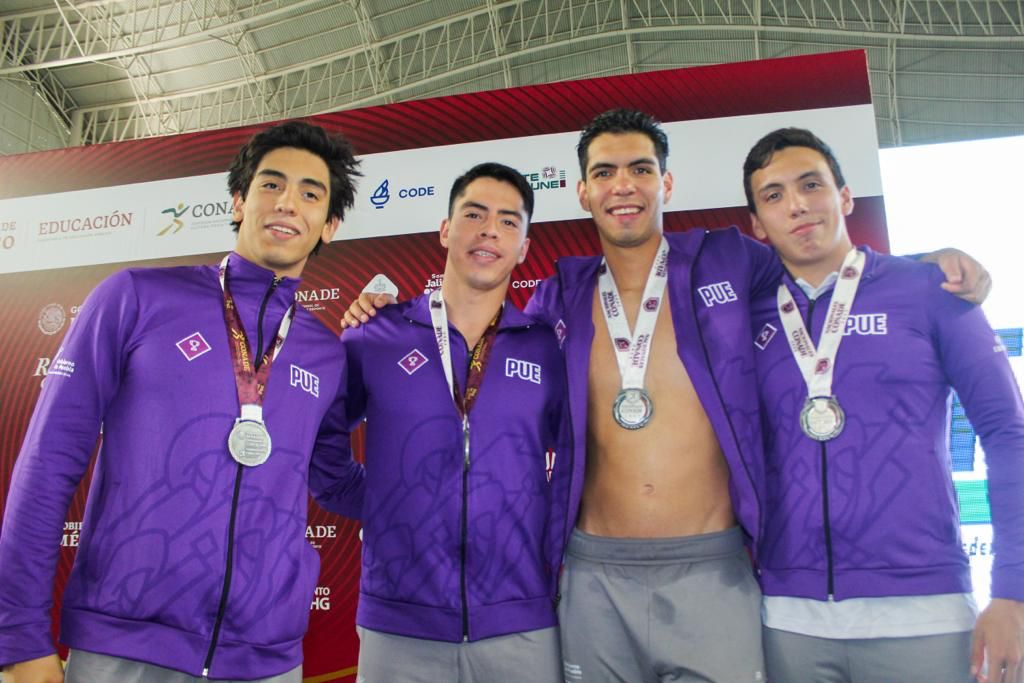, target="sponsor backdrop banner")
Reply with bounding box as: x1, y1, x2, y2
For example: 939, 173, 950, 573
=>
0, 51, 899, 681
